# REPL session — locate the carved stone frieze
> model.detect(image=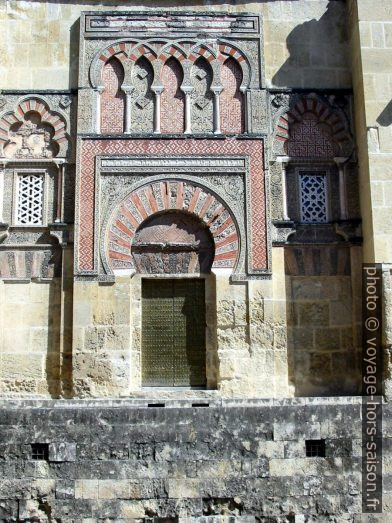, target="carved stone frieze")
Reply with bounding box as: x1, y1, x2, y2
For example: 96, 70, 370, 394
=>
249, 89, 268, 134
77, 89, 94, 134
0, 246, 61, 280
269, 161, 284, 221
